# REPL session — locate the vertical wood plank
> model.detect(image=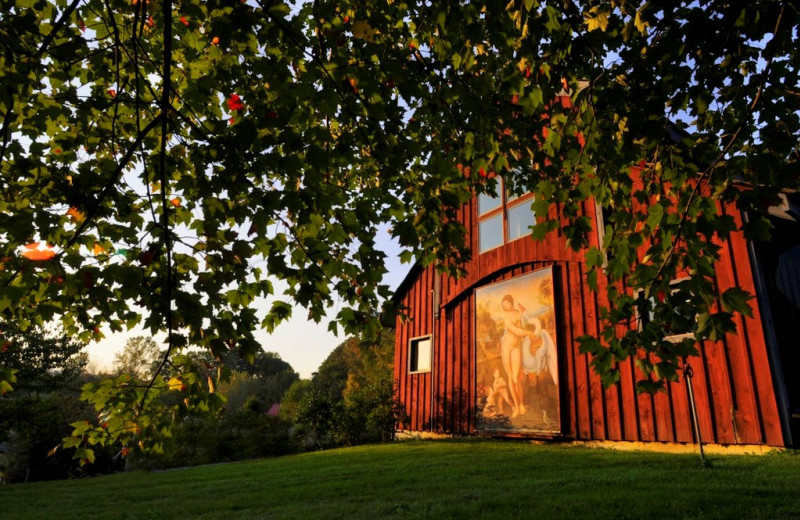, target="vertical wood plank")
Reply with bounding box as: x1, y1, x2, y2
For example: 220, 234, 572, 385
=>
561, 263, 578, 439
690, 346, 719, 444
579, 264, 608, 440
723, 202, 784, 445
568, 264, 592, 440
465, 293, 474, 433
652, 386, 674, 442
667, 374, 695, 443
713, 204, 760, 444
701, 335, 736, 444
